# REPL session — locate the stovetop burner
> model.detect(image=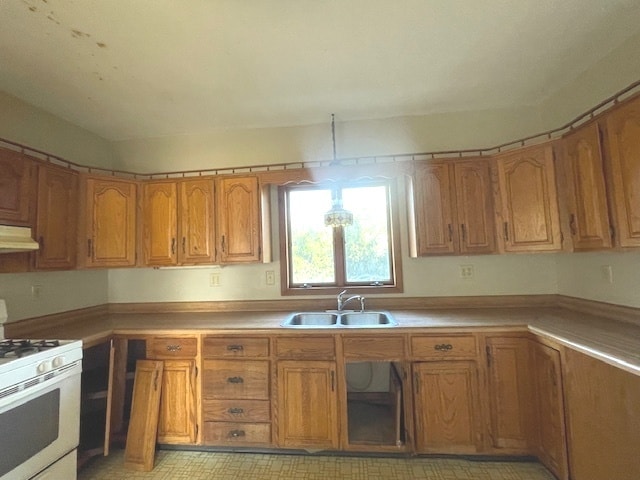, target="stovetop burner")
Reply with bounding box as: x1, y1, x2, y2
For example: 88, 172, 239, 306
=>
0, 339, 62, 359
